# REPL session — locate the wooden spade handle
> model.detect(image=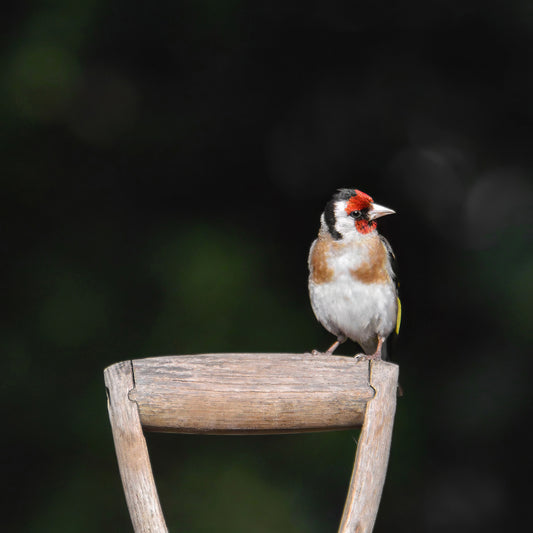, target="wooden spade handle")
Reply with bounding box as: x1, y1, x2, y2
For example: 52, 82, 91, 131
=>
104, 354, 399, 533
